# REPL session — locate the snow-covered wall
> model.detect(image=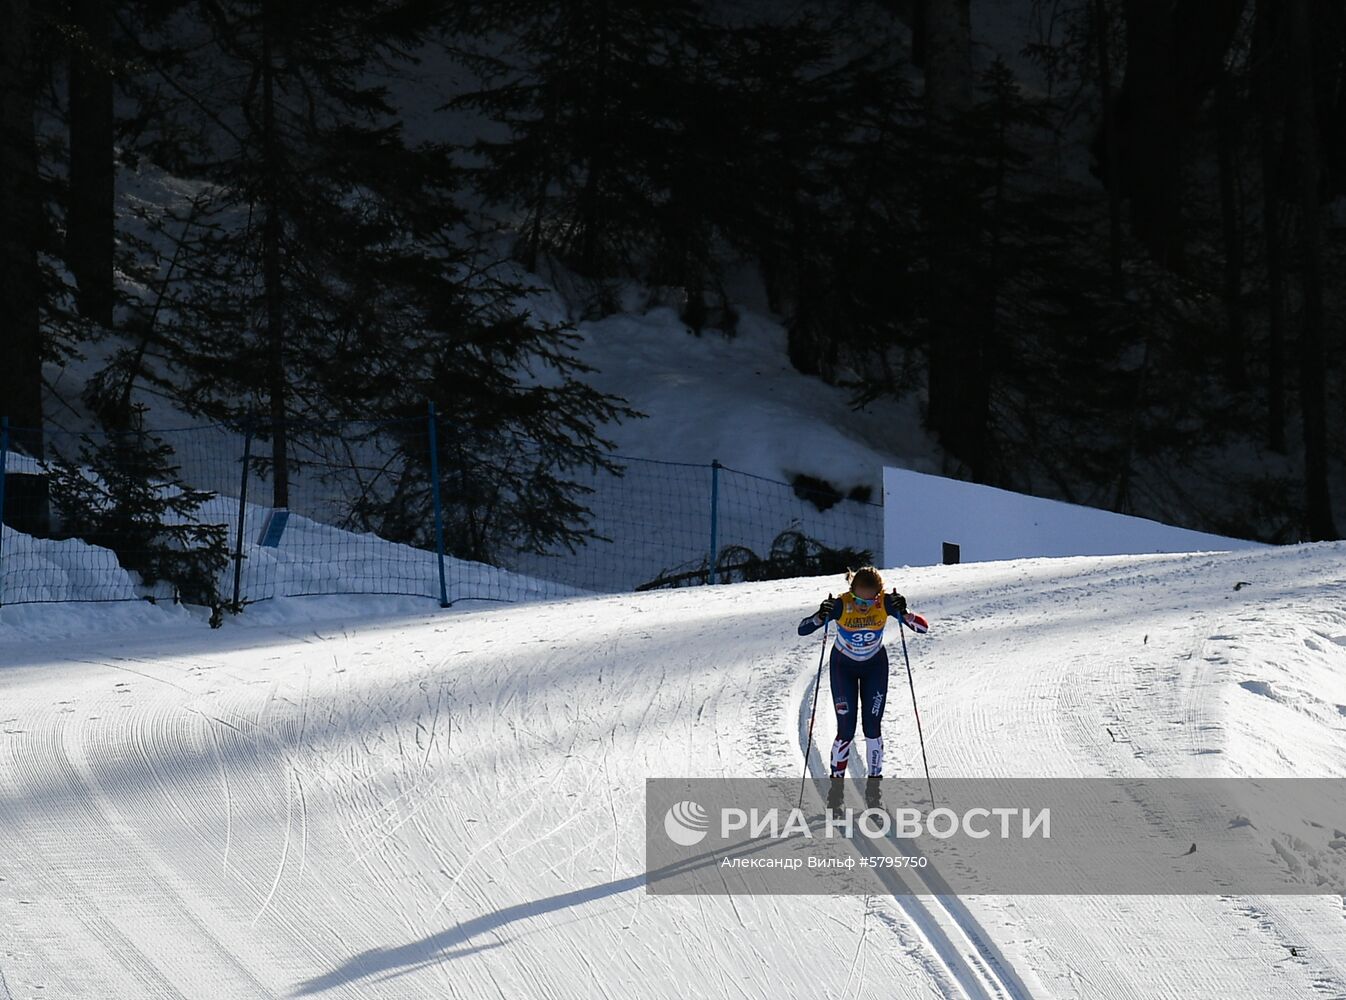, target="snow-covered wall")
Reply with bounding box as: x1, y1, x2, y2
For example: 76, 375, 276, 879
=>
883, 466, 1266, 567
